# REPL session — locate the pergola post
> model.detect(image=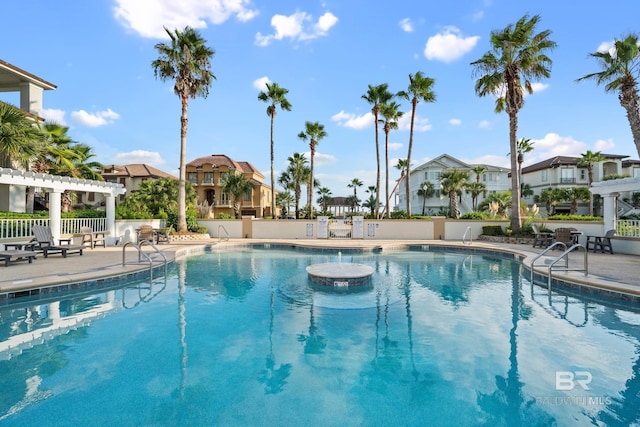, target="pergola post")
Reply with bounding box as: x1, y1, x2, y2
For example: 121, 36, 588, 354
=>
106, 194, 117, 245
601, 193, 618, 232
49, 189, 63, 242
